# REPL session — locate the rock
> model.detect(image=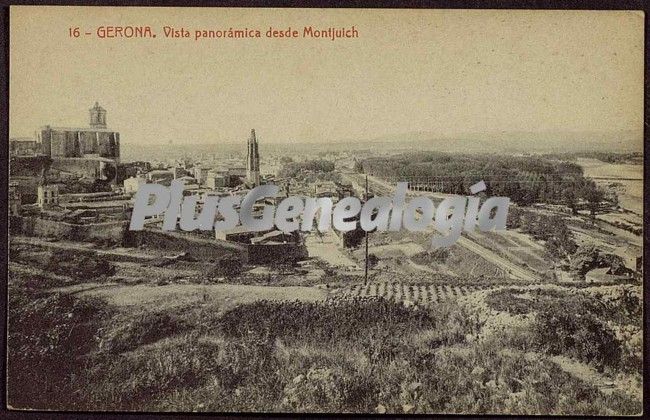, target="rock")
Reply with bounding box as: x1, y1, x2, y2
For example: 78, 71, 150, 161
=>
471, 367, 485, 376
376, 404, 387, 414
407, 381, 422, 391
